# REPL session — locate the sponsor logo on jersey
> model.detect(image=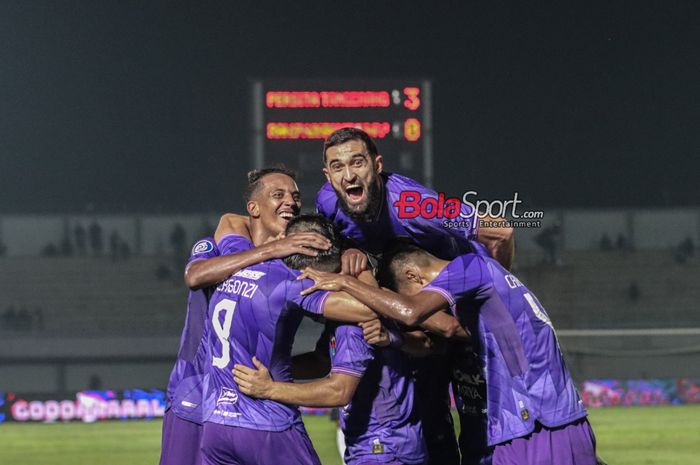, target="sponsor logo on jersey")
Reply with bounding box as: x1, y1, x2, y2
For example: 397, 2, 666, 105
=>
216, 387, 238, 406
192, 240, 214, 255
233, 269, 267, 280
371, 438, 384, 454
